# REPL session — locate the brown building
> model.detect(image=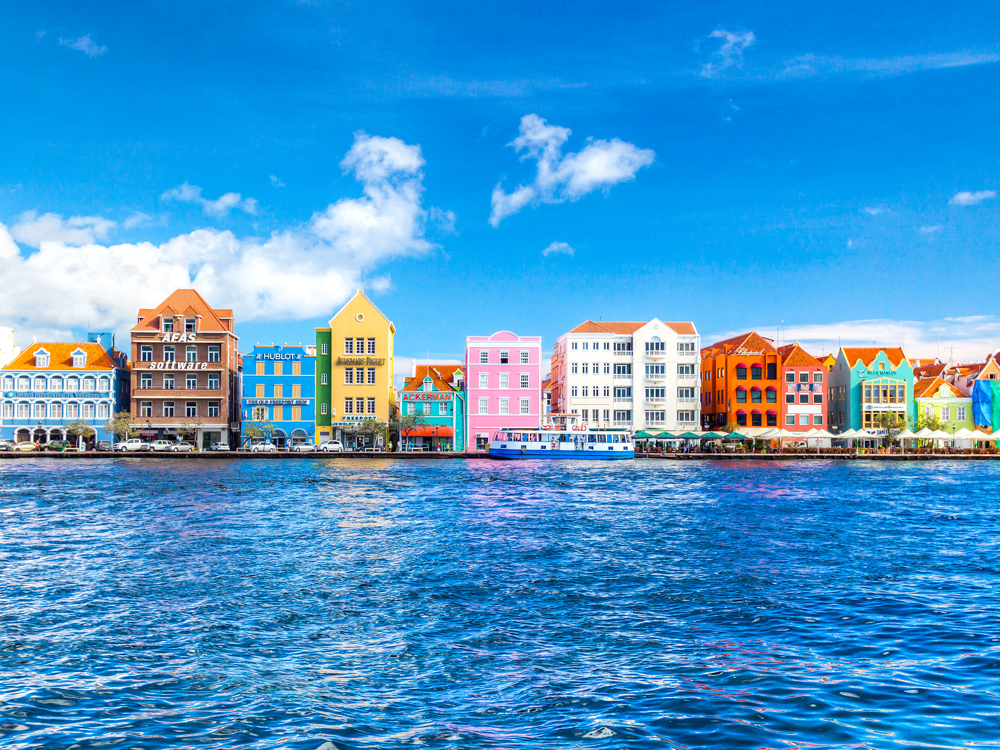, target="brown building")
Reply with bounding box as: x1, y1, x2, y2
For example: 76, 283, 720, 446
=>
130, 289, 241, 448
